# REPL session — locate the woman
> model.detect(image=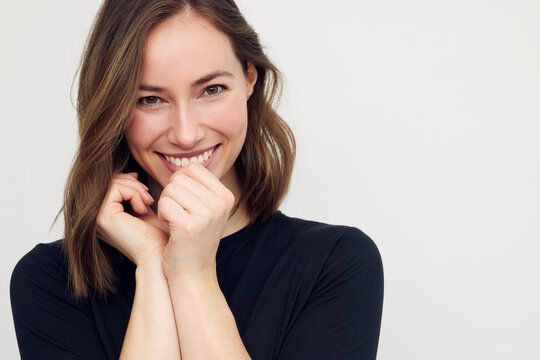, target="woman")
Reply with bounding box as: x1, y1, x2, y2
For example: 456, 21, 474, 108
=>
11, 0, 383, 359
